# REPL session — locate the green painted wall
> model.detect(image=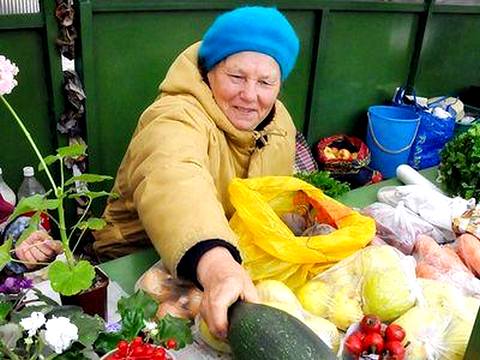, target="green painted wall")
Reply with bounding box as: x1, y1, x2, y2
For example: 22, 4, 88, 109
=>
0, 29, 56, 192
416, 12, 480, 96
1, 0, 480, 189
308, 10, 418, 142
